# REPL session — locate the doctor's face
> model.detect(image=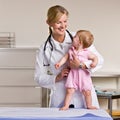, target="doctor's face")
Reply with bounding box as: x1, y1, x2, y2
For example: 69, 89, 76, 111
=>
49, 14, 68, 36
